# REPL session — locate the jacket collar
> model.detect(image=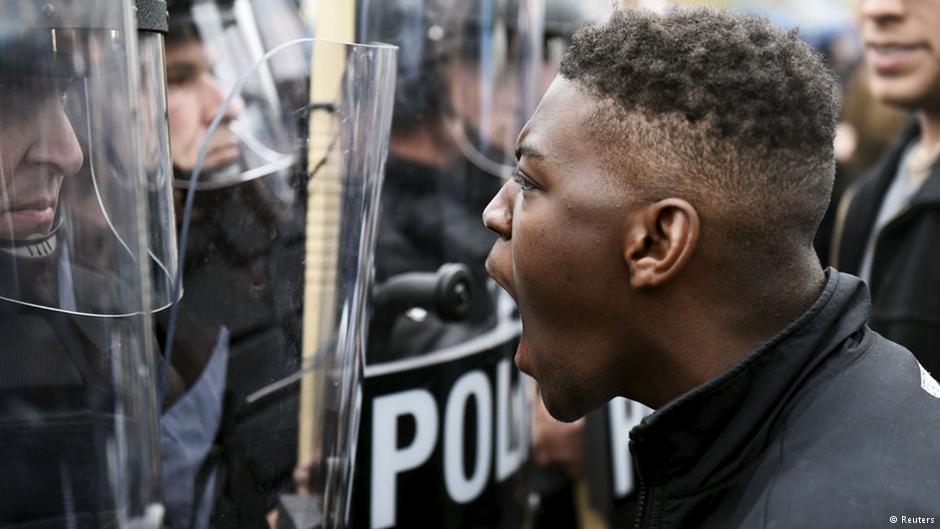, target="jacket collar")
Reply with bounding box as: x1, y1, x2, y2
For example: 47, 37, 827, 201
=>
629, 270, 871, 493
853, 120, 940, 215
838, 121, 940, 273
